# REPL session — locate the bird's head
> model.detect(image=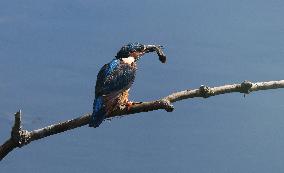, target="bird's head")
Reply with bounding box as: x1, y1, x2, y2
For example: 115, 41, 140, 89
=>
115, 42, 166, 63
